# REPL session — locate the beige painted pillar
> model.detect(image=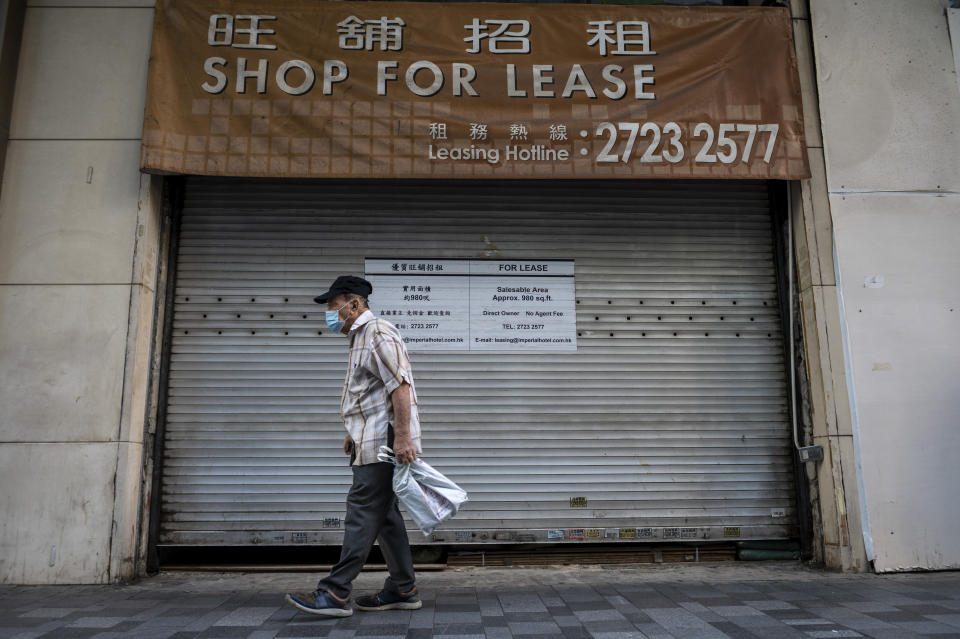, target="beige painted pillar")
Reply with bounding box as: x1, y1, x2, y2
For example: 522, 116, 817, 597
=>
0, 3, 160, 584
788, 0, 869, 572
